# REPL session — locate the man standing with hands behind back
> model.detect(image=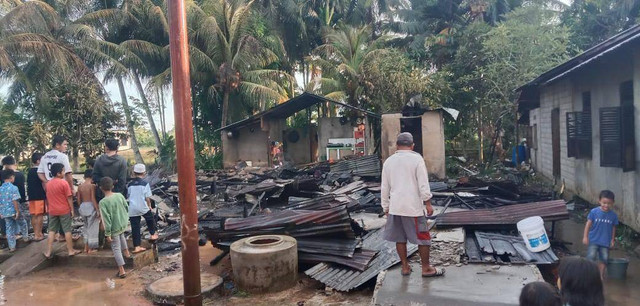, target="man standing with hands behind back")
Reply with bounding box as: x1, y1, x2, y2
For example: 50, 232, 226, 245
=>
381, 132, 445, 278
